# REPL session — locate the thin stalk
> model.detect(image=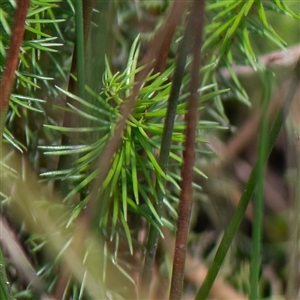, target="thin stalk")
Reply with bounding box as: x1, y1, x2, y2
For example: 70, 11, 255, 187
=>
74, 0, 85, 99
169, 1, 205, 299
249, 69, 272, 299
0, 0, 30, 135
140, 6, 192, 297
195, 59, 300, 300
53, 2, 94, 297
83, 0, 113, 137
55, 0, 94, 192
